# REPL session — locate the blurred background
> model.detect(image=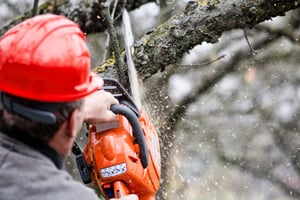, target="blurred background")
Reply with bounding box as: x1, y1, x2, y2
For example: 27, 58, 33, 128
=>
1, 1, 300, 200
